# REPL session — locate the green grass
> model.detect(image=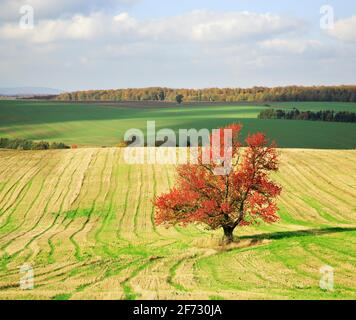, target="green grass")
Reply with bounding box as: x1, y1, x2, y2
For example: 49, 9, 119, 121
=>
52, 293, 72, 300
63, 209, 93, 220
195, 228, 356, 299
0, 100, 355, 149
